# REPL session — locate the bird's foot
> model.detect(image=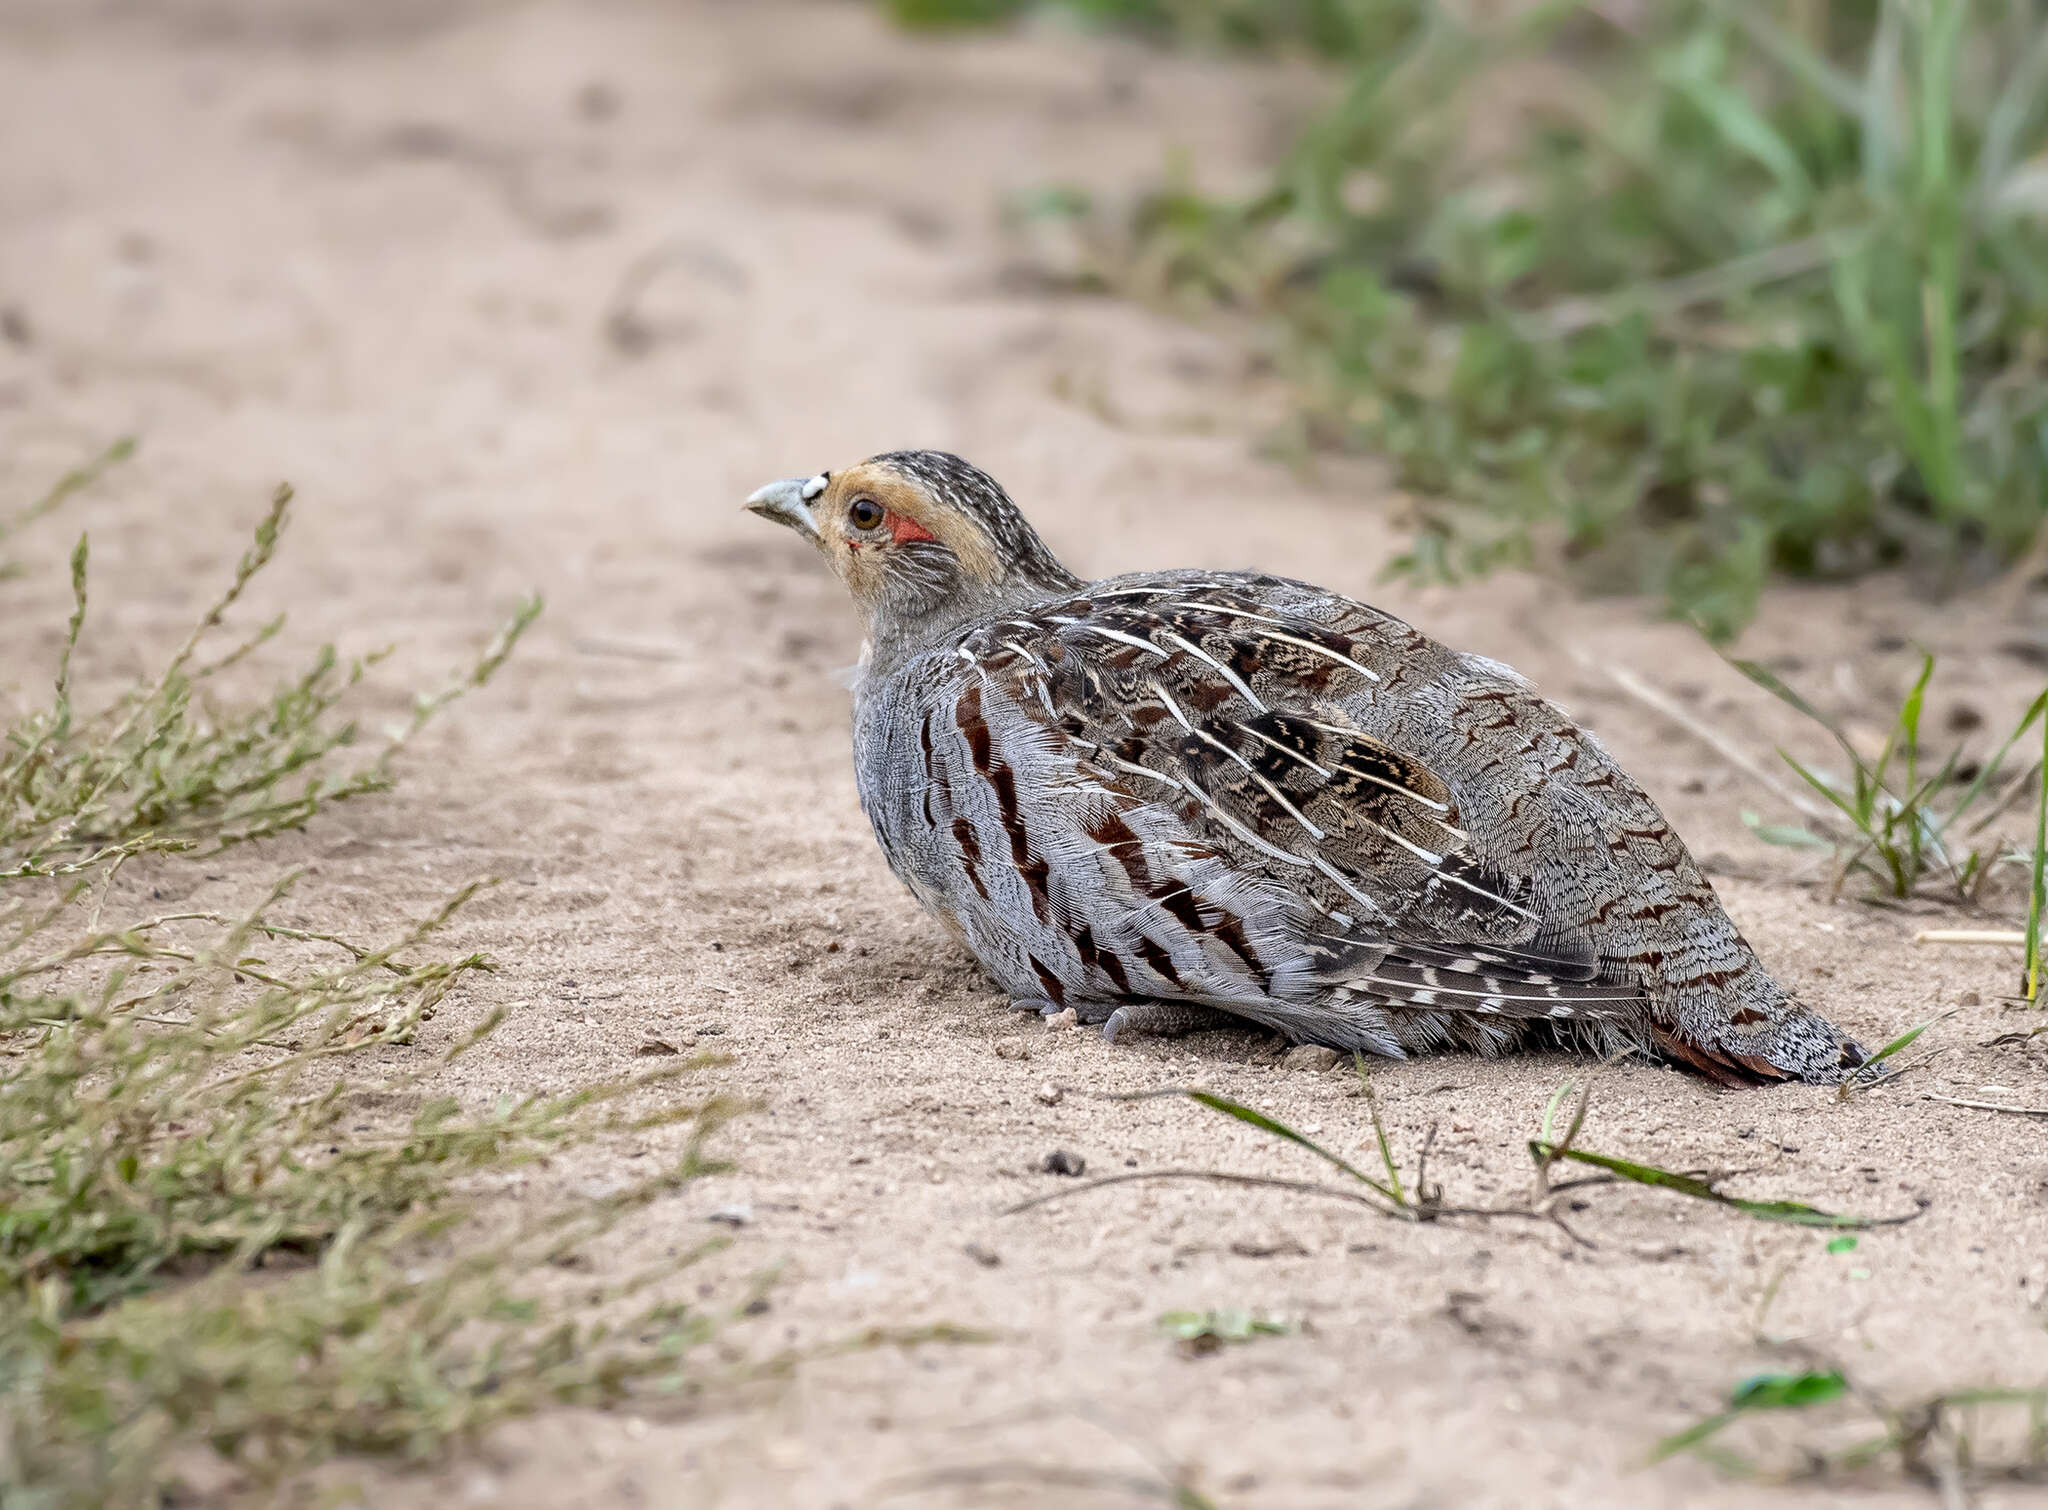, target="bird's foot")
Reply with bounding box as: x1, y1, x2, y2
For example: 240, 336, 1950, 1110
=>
1008, 996, 1111, 1030
1010, 996, 1109, 1018
1101, 1000, 1236, 1045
